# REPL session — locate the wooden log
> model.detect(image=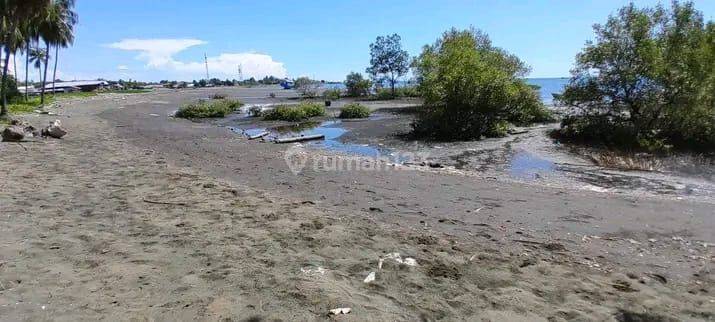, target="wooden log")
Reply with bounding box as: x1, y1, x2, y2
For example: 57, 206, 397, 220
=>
274, 134, 325, 144
248, 131, 270, 140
